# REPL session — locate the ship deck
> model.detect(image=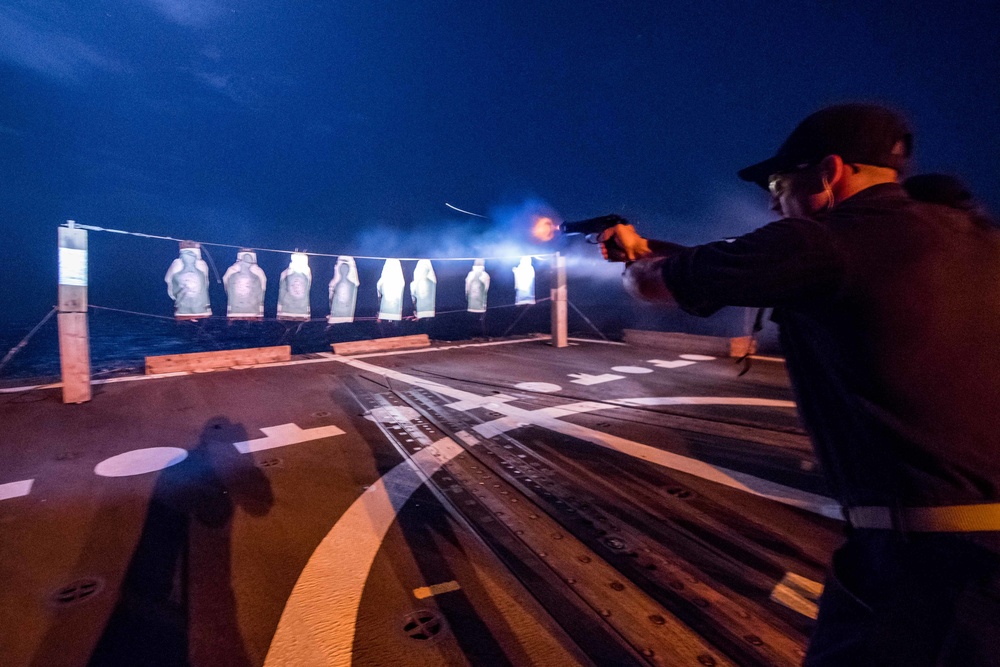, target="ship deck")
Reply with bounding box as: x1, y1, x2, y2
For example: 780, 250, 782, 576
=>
0, 335, 843, 667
